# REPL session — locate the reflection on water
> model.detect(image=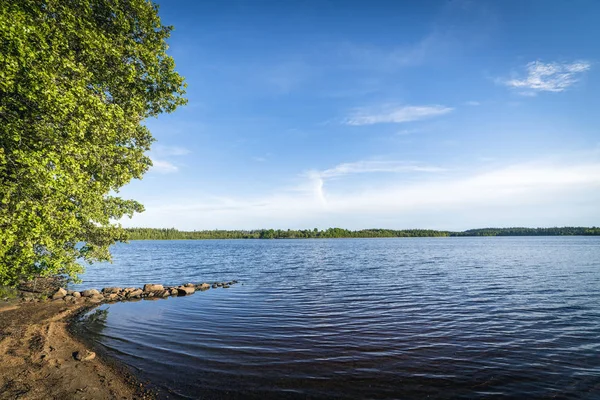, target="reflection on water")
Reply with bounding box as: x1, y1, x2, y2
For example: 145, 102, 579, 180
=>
75, 237, 600, 399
